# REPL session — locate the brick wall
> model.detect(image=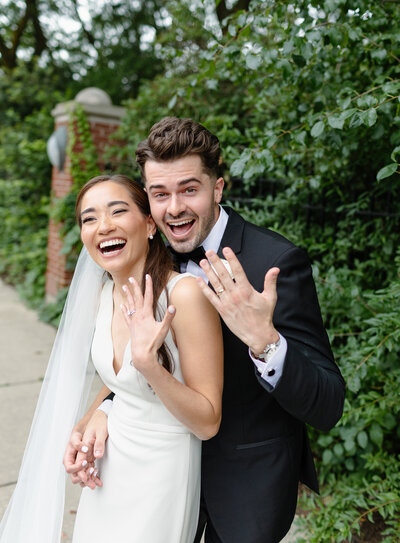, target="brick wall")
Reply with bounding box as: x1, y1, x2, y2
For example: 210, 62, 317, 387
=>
45, 115, 122, 299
